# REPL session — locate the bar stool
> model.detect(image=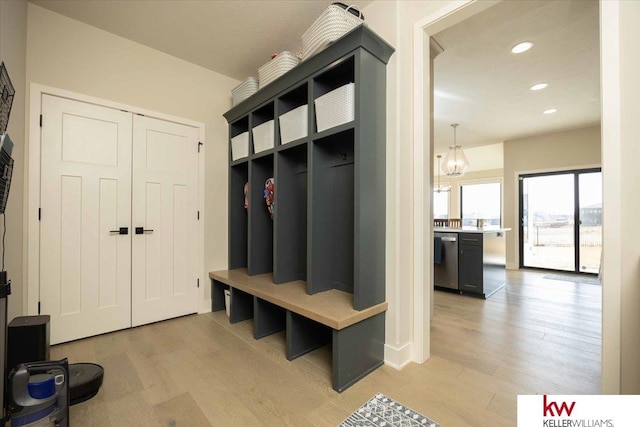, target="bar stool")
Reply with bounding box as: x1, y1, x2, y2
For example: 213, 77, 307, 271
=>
434, 219, 448, 227
448, 218, 461, 228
